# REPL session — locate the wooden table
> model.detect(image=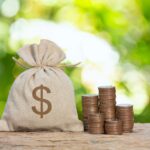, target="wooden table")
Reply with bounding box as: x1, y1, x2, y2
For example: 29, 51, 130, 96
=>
0, 123, 149, 150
